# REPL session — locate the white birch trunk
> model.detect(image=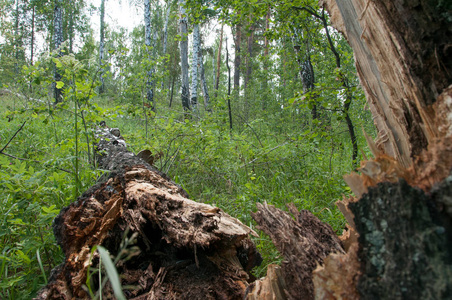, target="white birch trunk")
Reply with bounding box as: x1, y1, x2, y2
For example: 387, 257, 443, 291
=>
144, 0, 155, 110
199, 46, 210, 111
190, 23, 200, 111
161, 1, 171, 89
179, 0, 190, 111
99, 0, 105, 94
